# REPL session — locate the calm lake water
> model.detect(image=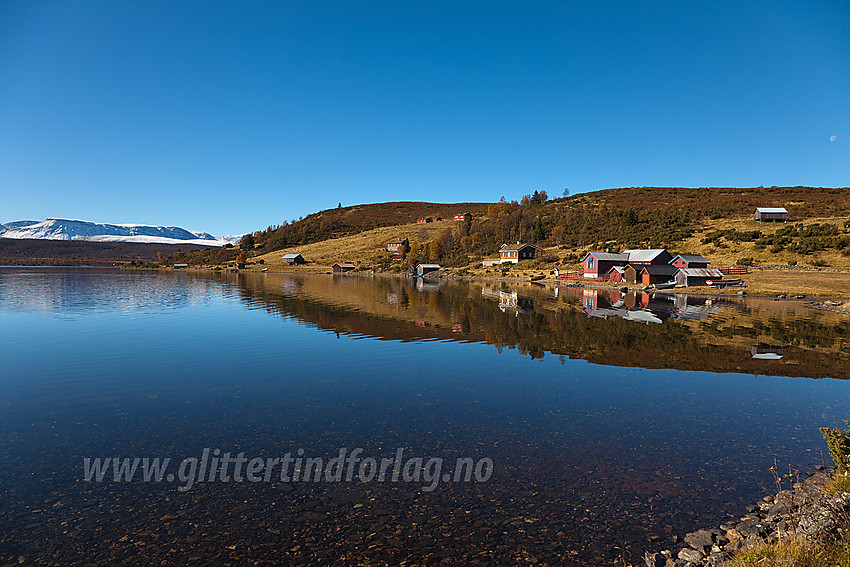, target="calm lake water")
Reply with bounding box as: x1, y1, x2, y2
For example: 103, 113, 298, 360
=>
1, 267, 849, 566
